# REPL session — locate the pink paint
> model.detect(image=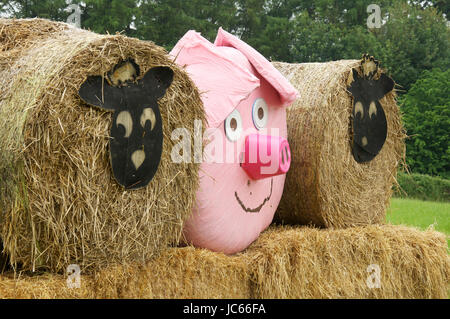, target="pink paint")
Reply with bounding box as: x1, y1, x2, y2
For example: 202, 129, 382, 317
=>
170, 29, 298, 254
241, 134, 291, 181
